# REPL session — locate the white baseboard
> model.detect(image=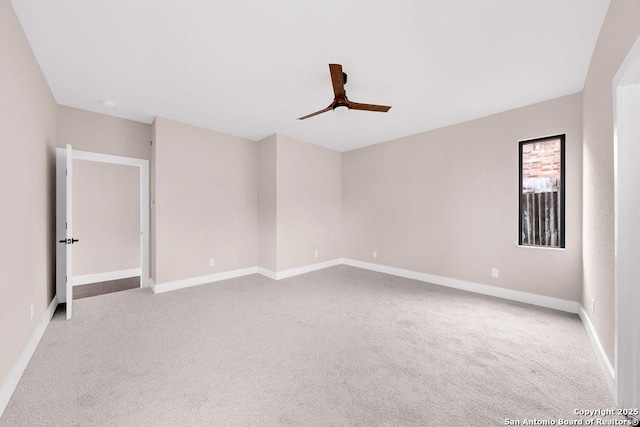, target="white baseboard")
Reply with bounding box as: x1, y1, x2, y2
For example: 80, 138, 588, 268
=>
153, 260, 344, 293
155, 259, 579, 316
258, 259, 343, 280
578, 306, 615, 393
342, 258, 580, 314
141, 277, 155, 288
152, 267, 258, 294
0, 295, 58, 418
72, 268, 141, 286
257, 267, 278, 280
